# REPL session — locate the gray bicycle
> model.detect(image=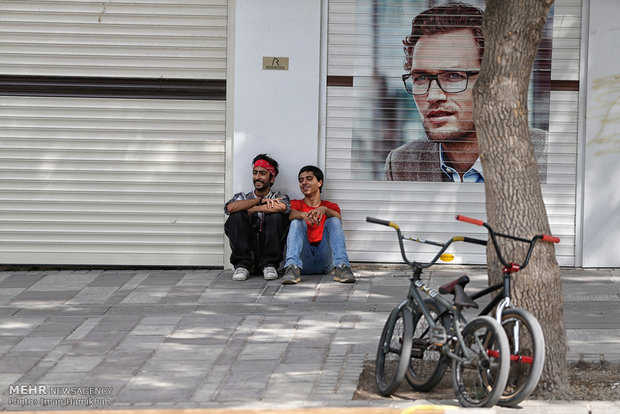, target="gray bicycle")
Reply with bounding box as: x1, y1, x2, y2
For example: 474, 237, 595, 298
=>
369, 216, 510, 408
